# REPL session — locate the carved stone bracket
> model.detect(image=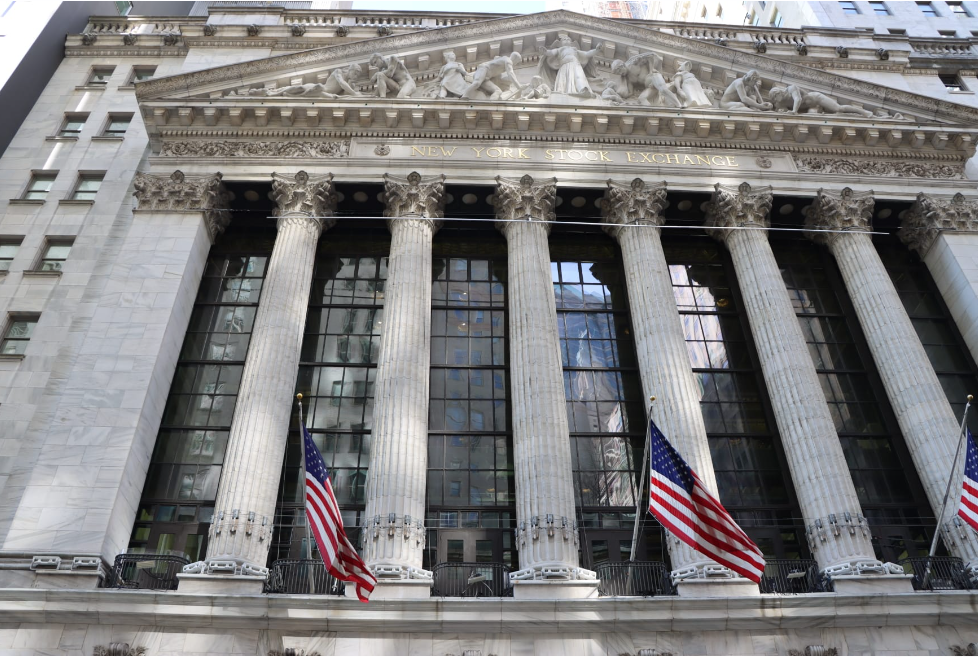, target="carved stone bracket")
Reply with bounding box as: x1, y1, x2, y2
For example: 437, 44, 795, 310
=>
132, 170, 231, 240
705, 182, 773, 242
382, 171, 446, 219
805, 187, 875, 246
492, 174, 557, 227
203, 24, 217, 37
601, 178, 667, 239
270, 171, 337, 231
900, 192, 978, 255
